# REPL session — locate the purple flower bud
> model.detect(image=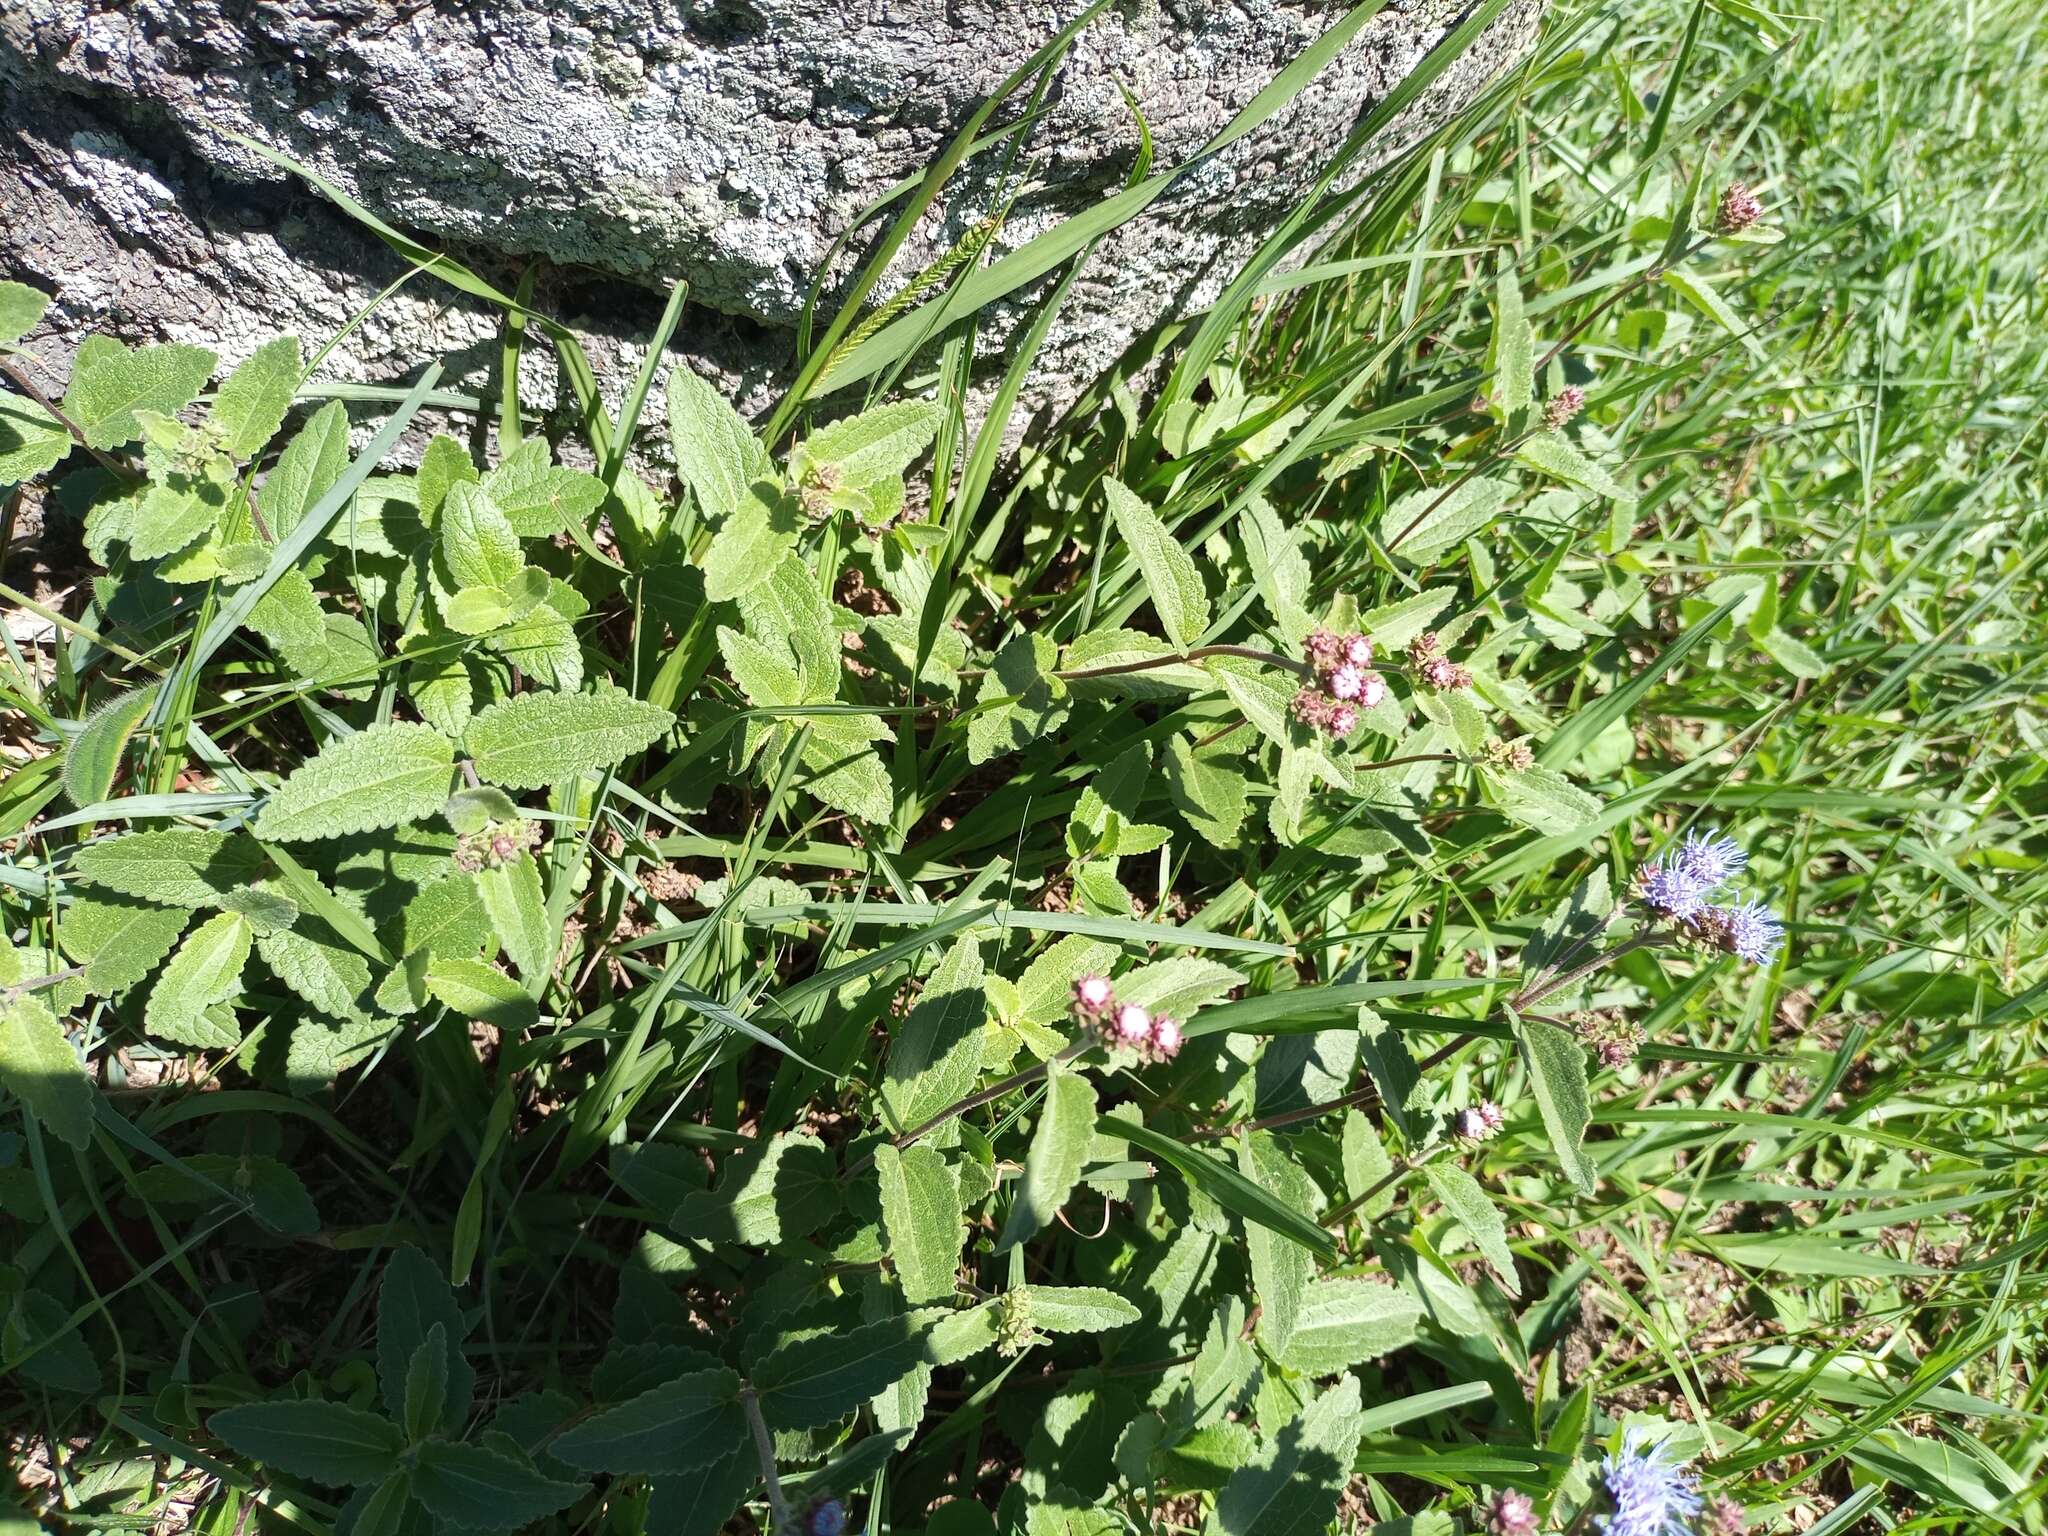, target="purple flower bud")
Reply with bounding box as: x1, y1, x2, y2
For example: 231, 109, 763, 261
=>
1072, 974, 1113, 1015
1149, 1016, 1183, 1060
1290, 687, 1333, 729
1544, 387, 1587, 431
1420, 655, 1458, 691
1304, 627, 1342, 666
1638, 857, 1711, 922
1113, 1003, 1152, 1046
1700, 1495, 1746, 1536
1715, 181, 1765, 234
1453, 1107, 1491, 1141
1487, 1489, 1540, 1536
